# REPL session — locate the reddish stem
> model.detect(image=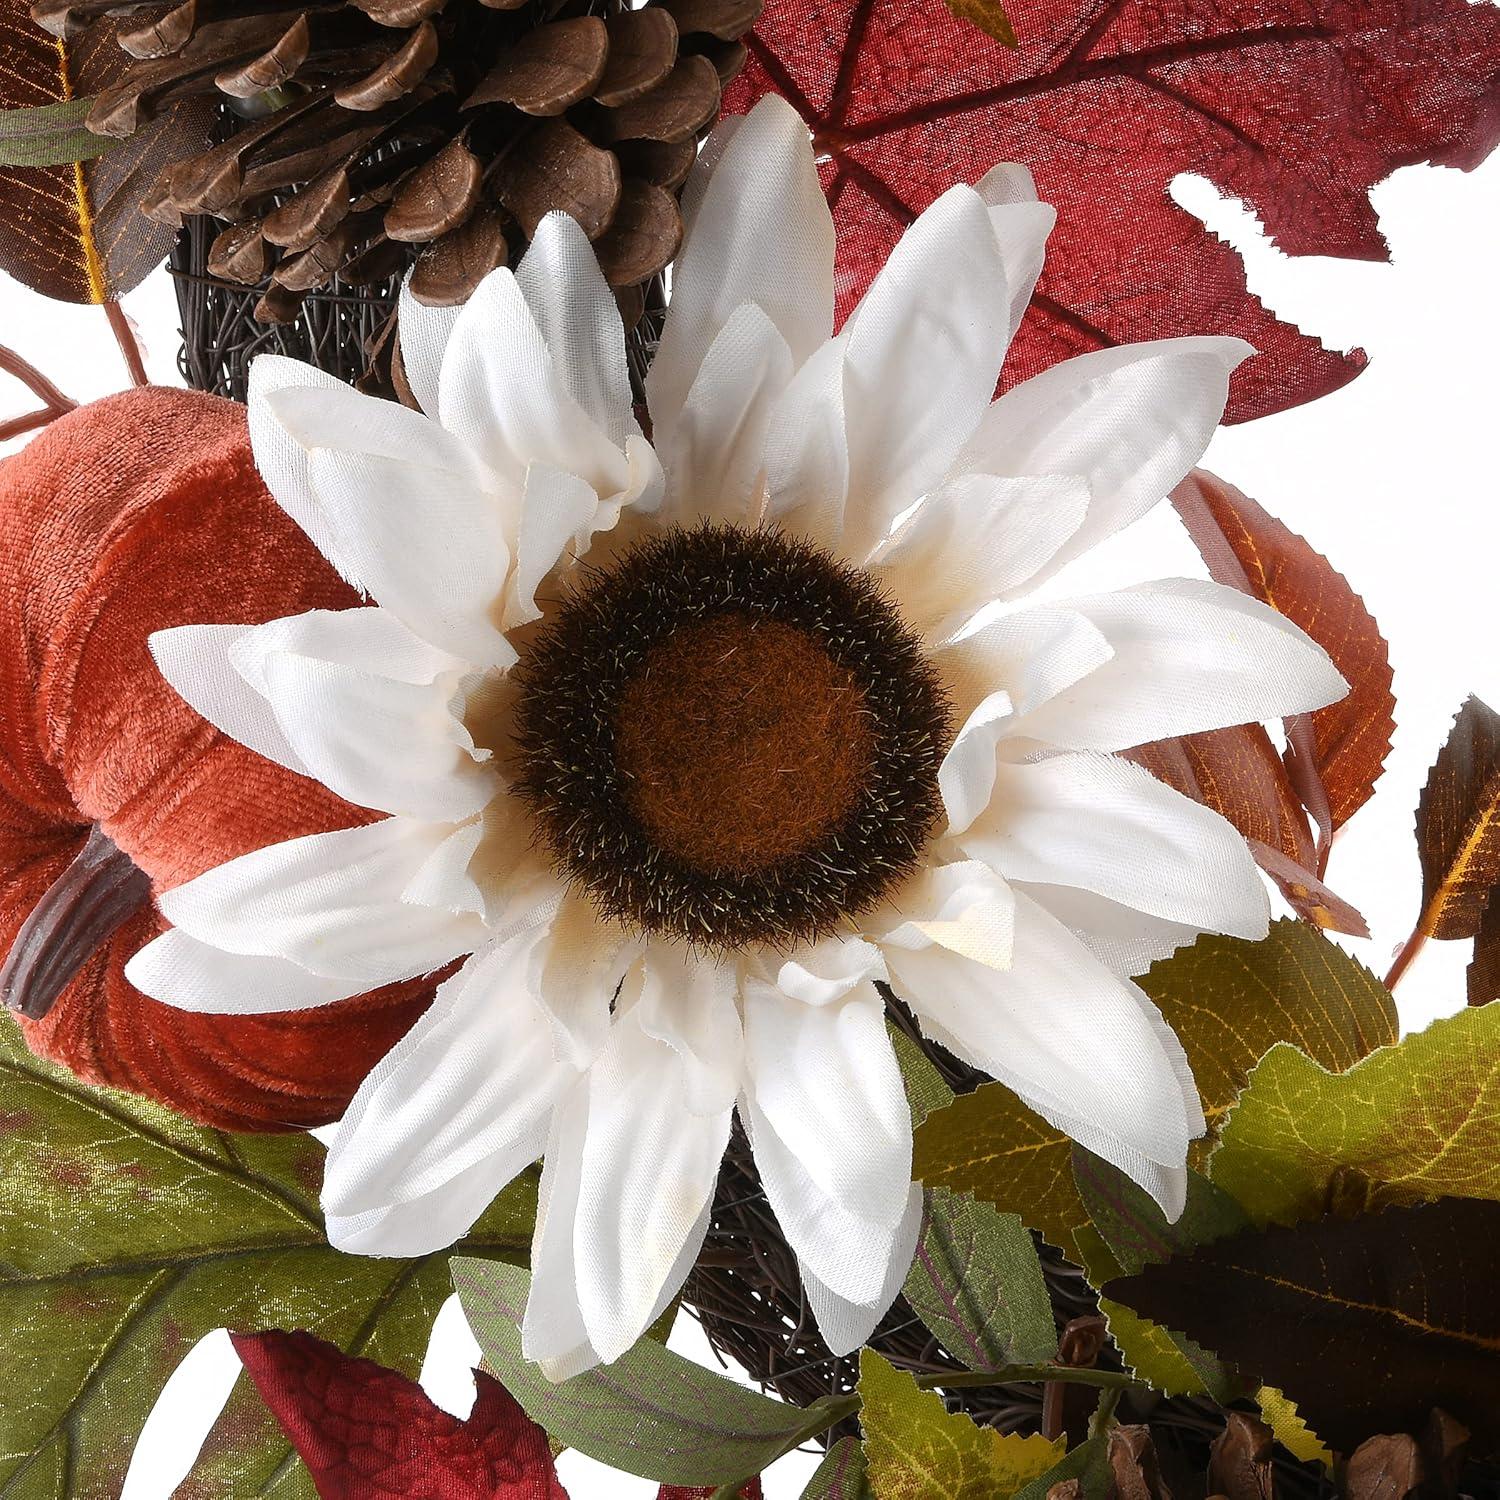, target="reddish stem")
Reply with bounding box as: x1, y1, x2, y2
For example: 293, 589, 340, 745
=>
104, 301, 150, 388
0, 408, 63, 443
0, 343, 77, 420
1384, 925, 1428, 992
